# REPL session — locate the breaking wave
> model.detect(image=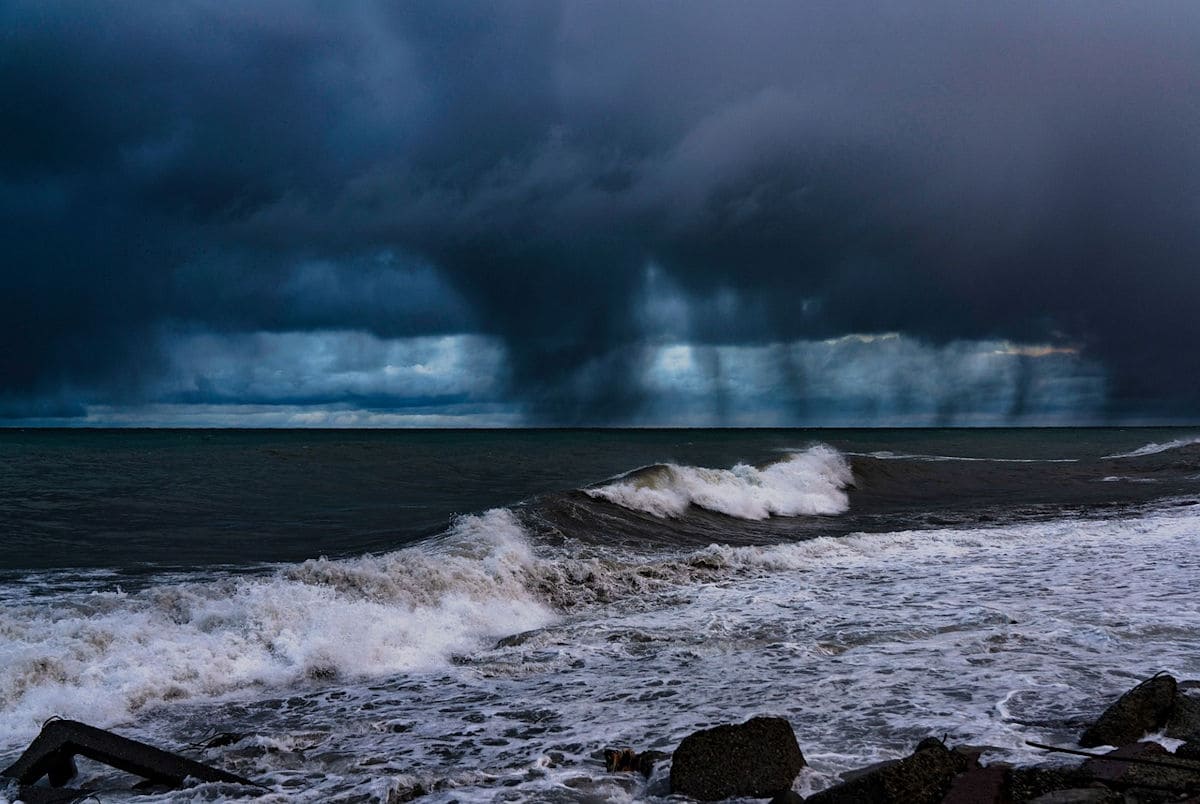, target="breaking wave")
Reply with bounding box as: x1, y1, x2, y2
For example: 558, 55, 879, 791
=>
1105, 435, 1200, 459
582, 445, 853, 519
0, 509, 556, 742
2, 470, 1193, 751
